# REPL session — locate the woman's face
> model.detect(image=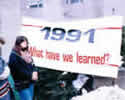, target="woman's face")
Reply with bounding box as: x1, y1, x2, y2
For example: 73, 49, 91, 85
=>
20, 40, 28, 49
